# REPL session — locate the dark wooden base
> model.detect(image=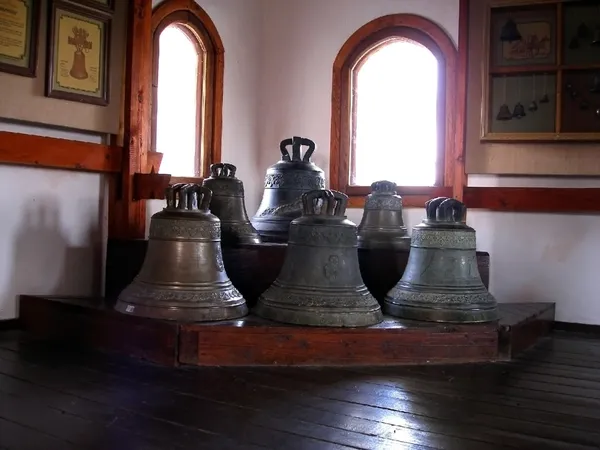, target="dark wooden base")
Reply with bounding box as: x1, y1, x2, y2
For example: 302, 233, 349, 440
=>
18, 295, 554, 367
